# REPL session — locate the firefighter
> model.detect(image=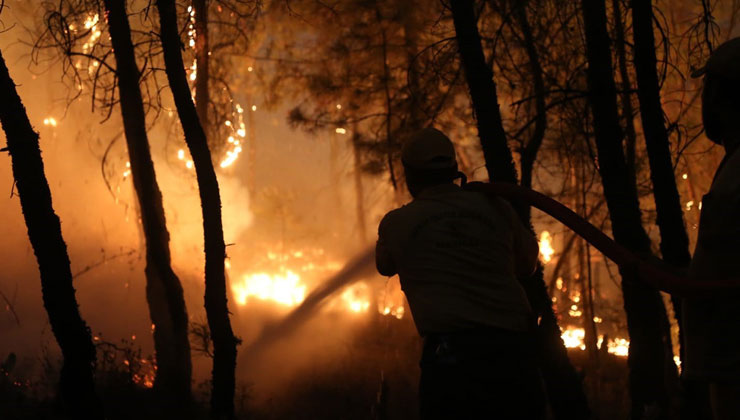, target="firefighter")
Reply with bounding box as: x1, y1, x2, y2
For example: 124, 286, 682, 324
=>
683, 37, 740, 420
375, 128, 545, 419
